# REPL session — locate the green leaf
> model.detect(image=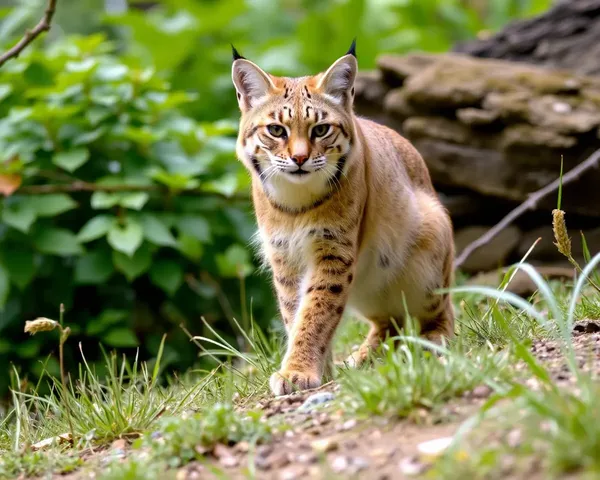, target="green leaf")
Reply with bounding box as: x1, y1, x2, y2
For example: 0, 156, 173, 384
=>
86, 309, 128, 336
91, 191, 121, 209
140, 214, 177, 246
0, 84, 12, 102
2, 200, 36, 232
149, 260, 184, 296
95, 64, 128, 81
28, 194, 78, 217
75, 249, 114, 284
177, 233, 203, 261
204, 175, 239, 197
101, 328, 139, 348
32, 228, 84, 256
216, 244, 253, 278
119, 192, 149, 210
0, 263, 10, 311
107, 219, 143, 257
176, 216, 211, 242
77, 215, 115, 243
3, 248, 35, 289
52, 149, 90, 172
113, 245, 153, 281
